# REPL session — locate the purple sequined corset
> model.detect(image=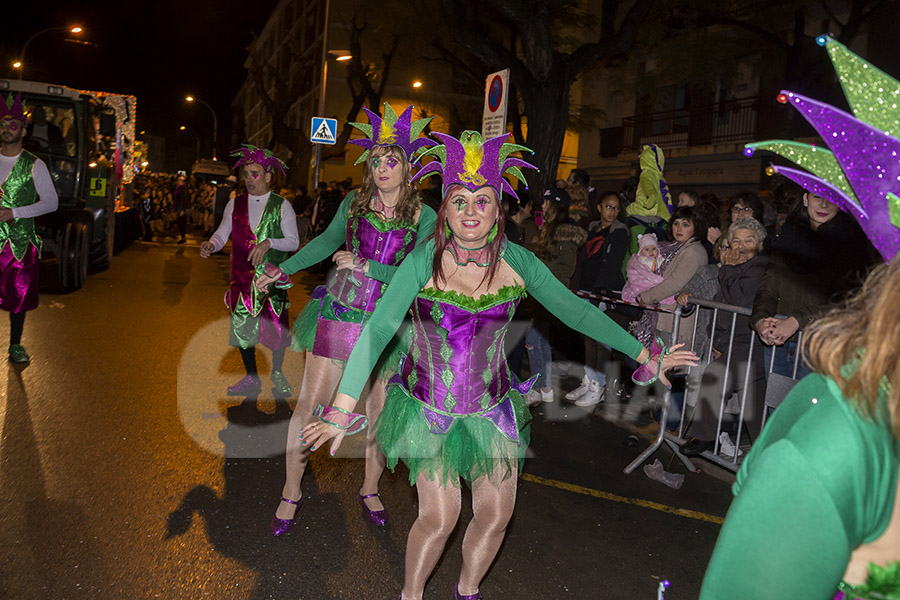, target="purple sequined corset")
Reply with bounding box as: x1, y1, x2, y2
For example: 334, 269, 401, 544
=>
401, 292, 528, 416
326, 215, 416, 313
